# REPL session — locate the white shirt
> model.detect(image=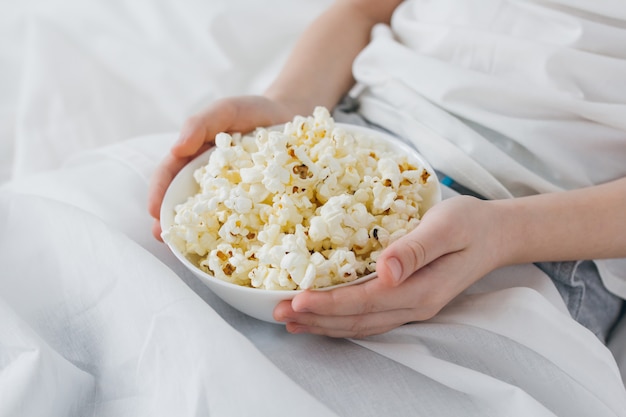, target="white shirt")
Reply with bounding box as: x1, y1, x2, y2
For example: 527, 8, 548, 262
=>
352, 0, 626, 297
